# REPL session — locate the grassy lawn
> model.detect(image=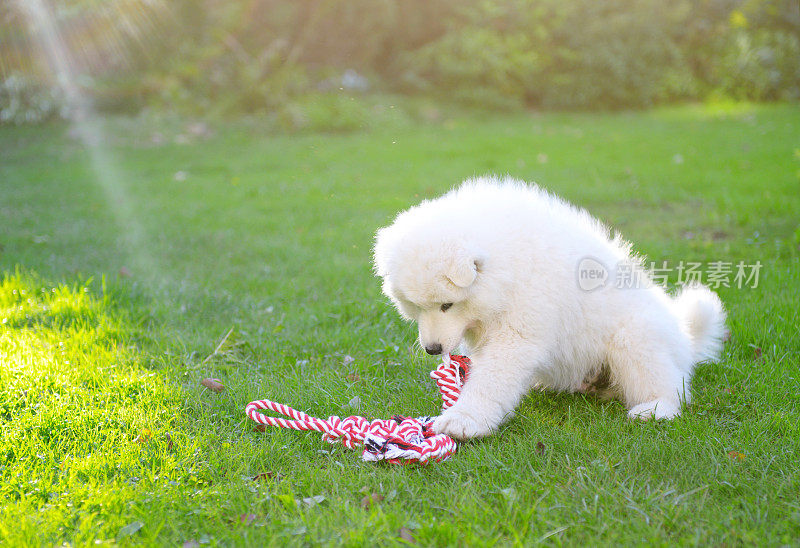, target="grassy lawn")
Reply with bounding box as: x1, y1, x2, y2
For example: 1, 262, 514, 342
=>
1, 102, 799, 546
